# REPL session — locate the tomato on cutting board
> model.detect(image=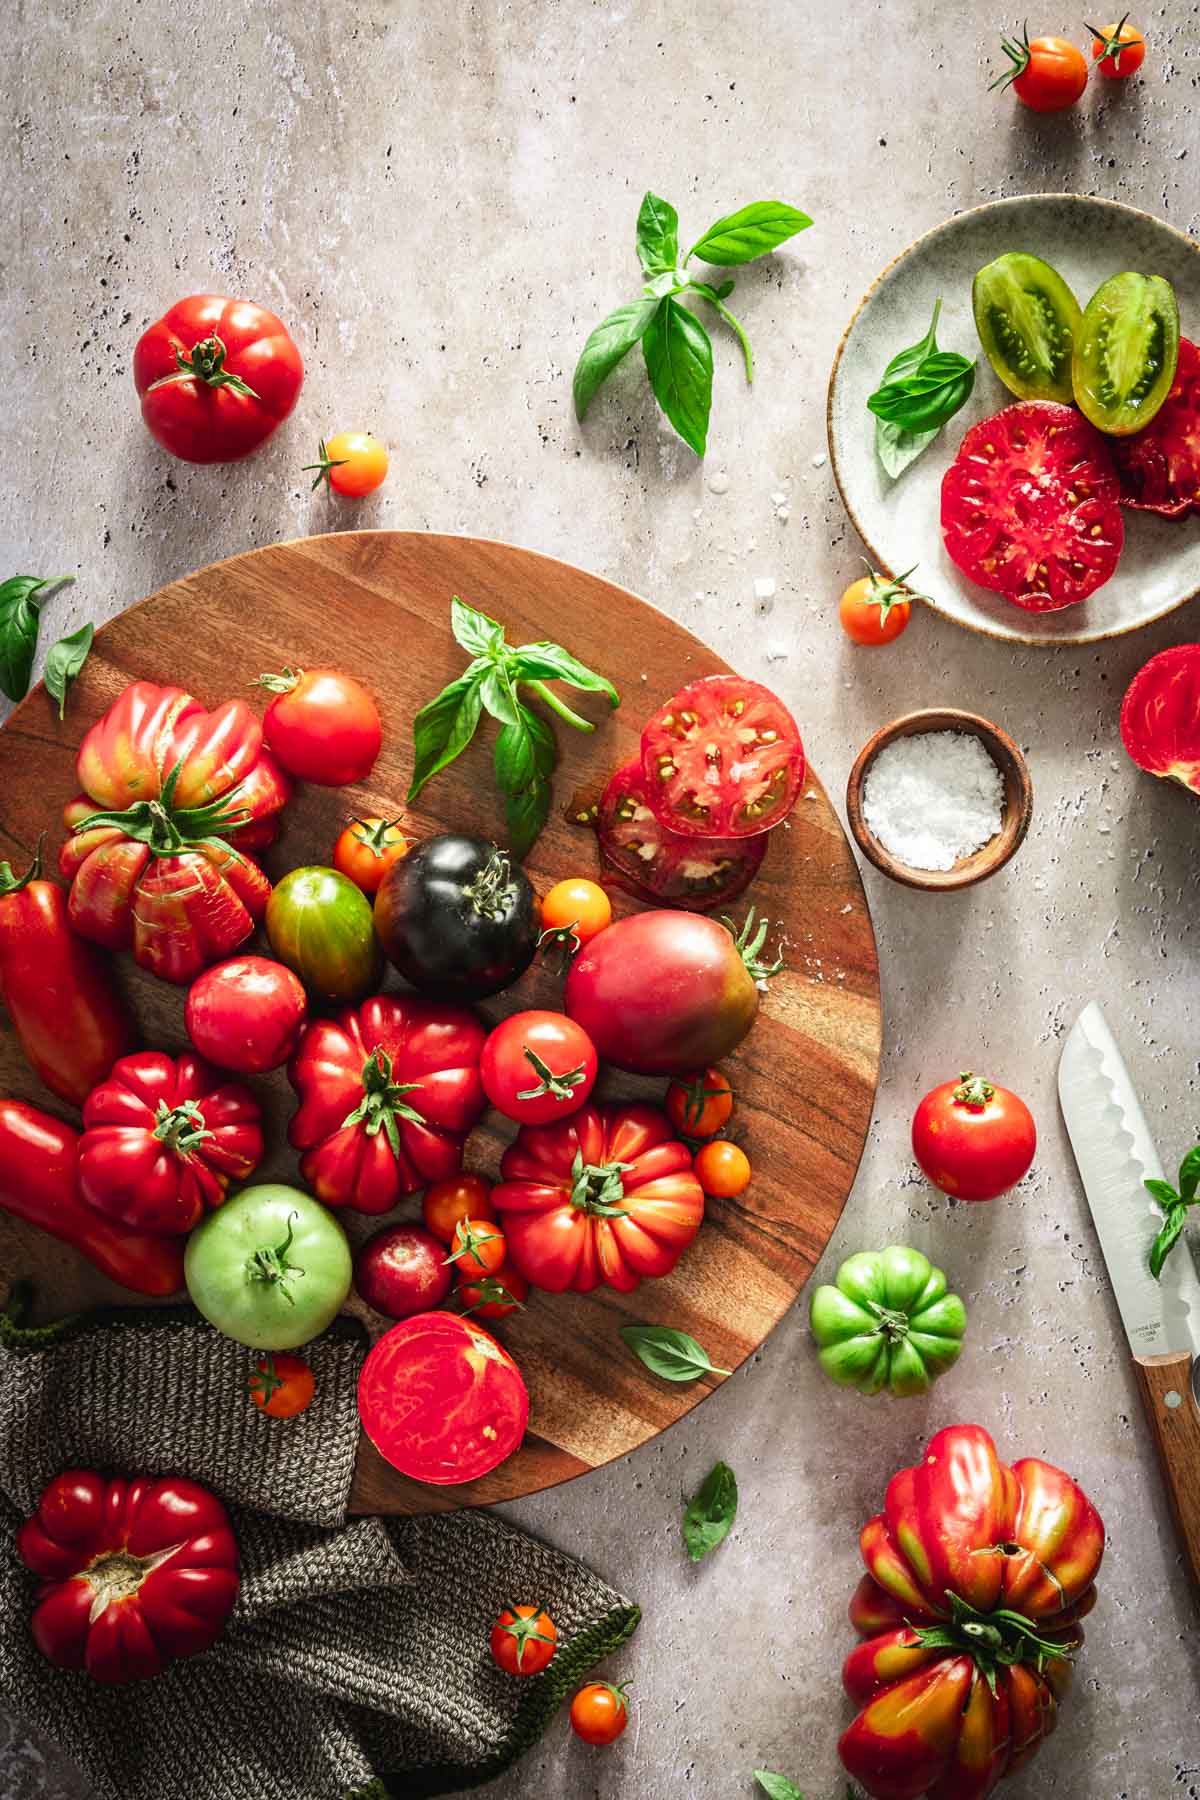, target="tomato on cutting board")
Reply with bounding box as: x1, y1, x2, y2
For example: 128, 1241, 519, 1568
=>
354, 1223, 453, 1320
258, 668, 382, 786
422, 1173, 497, 1245
357, 1312, 529, 1484
332, 817, 409, 894
539, 877, 612, 954
480, 1010, 599, 1125
133, 294, 303, 463
912, 1071, 1037, 1201
597, 760, 767, 909
666, 1067, 734, 1138
185, 955, 308, 1074
640, 674, 805, 837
